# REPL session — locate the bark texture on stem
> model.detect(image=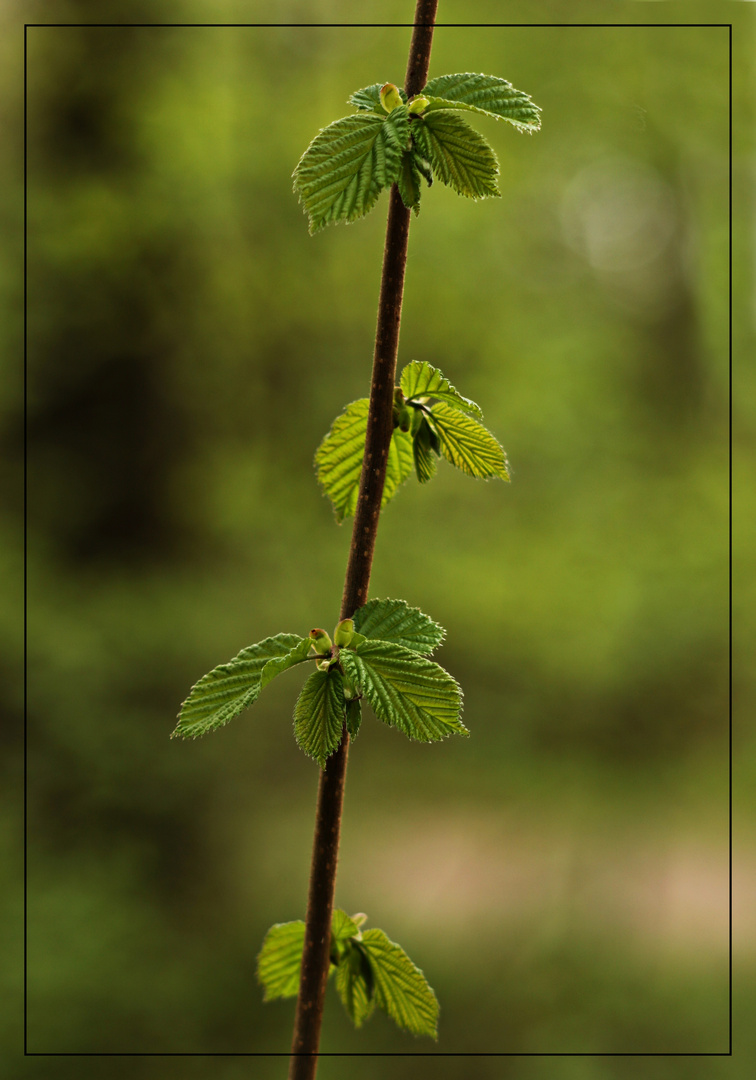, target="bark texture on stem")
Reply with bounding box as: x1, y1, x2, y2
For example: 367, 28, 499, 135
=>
288, 6, 438, 1078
